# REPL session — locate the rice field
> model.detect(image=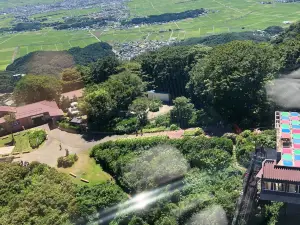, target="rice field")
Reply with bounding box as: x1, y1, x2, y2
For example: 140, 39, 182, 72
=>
0, 0, 299, 70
